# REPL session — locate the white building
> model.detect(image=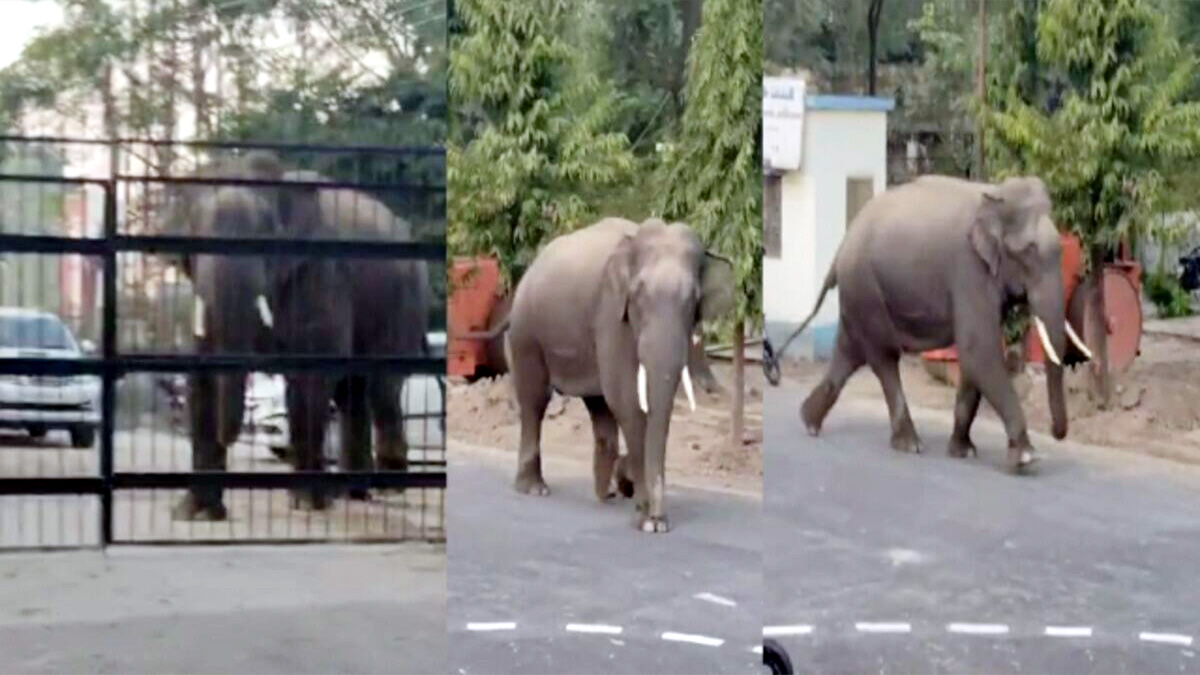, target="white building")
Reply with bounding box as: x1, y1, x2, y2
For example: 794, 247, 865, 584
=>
763, 77, 894, 360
